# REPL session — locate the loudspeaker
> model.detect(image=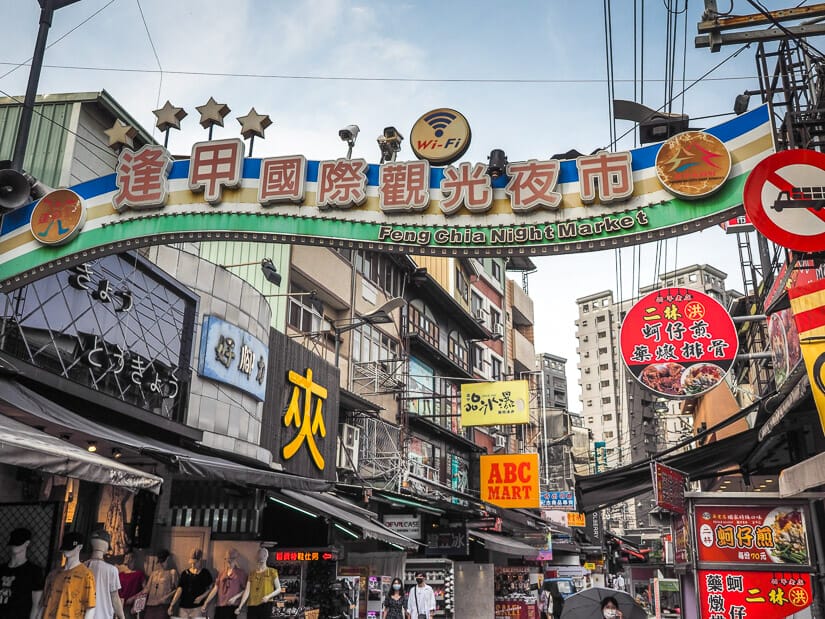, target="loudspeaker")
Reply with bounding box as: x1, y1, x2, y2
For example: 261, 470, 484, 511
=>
0, 168, 32, 210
